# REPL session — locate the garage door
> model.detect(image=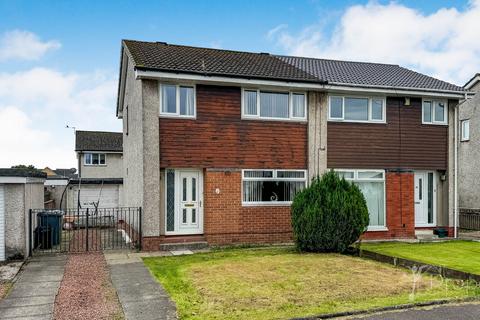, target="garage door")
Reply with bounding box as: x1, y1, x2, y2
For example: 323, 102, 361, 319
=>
74, 185, 120, 208
0, 185, 5, 261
